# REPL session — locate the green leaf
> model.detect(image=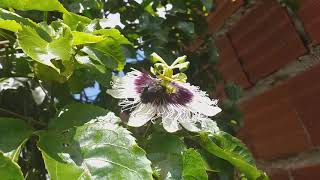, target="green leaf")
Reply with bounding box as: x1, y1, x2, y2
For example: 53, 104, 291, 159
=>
146, 133, 186, 180
44, 22, 73, 57
67, 69, 97, 93
199, 132, 268, 180
214, 132, 255, 165
48, 103, 108, 130
80, 47, 112, 71
177, 22, 195, 35
72, 31, 104, 45
93, 29, 132, 45
38, 105, 153, 180
0, 8, 51, 41
17, 23, 73, 72
199, 149, 235, 180
0, 0, 68, 13
87, 38, 126, 71
63, 12, 91, 31
83, 19, 101, 33
40, 149, 89, 180
11, 57, 33, 77
182, 149, 208, 180
0, 152, 24, 180
33, 62, 68, 83
75, 55, 106, 73
0, 18, 21, 32
93, 70, 112, 87
0, 118, 33, 161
